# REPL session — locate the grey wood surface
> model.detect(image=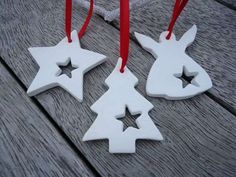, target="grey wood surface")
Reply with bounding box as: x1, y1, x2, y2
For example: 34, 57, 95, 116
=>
0, 63, 94, 177
112, 0, 236, 112
75, 0, 152, 21
75, 0, 236, 21
0, 0, 236, 177
77, 0, 150, 12
77, 0, 121, 11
